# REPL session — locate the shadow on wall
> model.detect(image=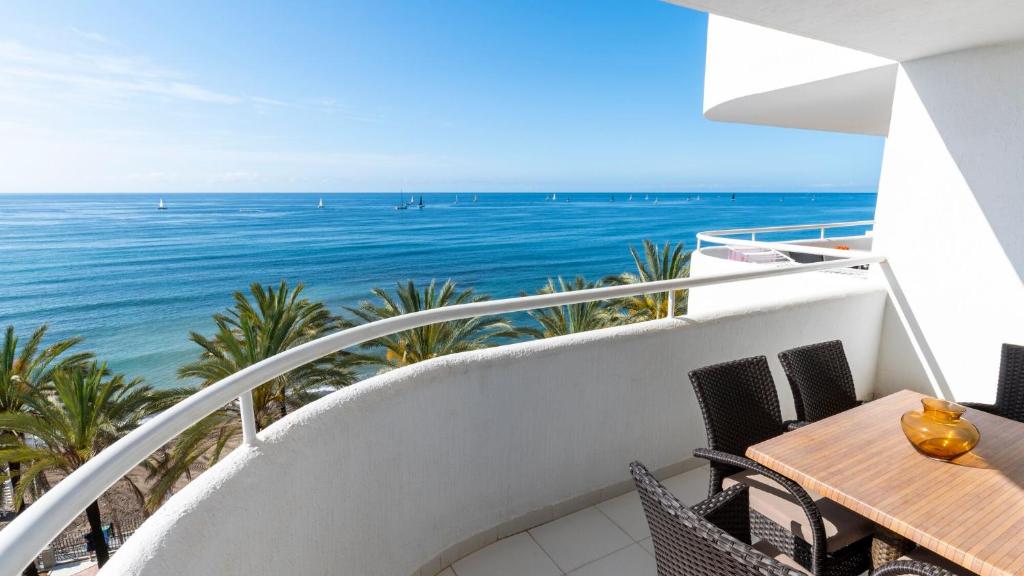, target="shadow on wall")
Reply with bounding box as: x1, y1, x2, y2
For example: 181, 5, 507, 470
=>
903, 43, 1024, 283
